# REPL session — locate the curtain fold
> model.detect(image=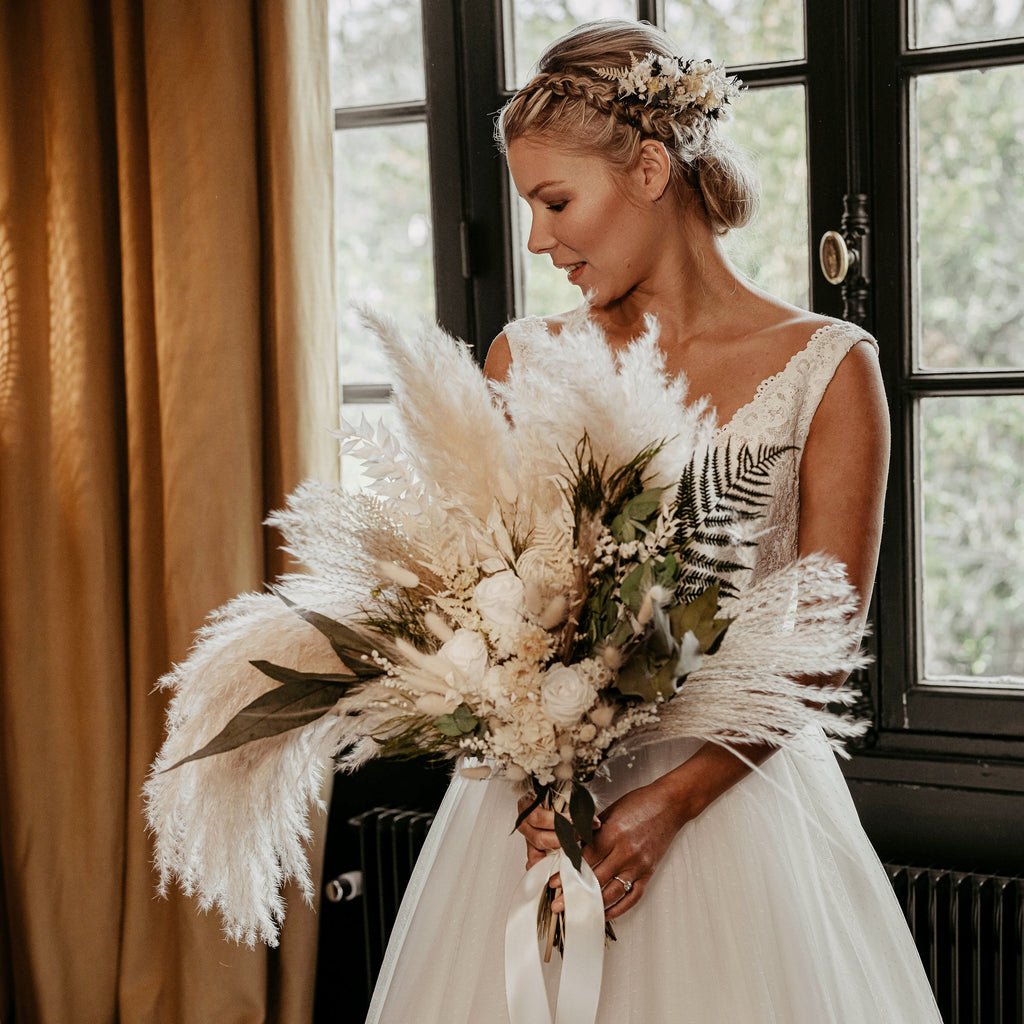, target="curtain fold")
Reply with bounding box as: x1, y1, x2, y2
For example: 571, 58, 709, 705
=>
0, 1, 337, 1020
